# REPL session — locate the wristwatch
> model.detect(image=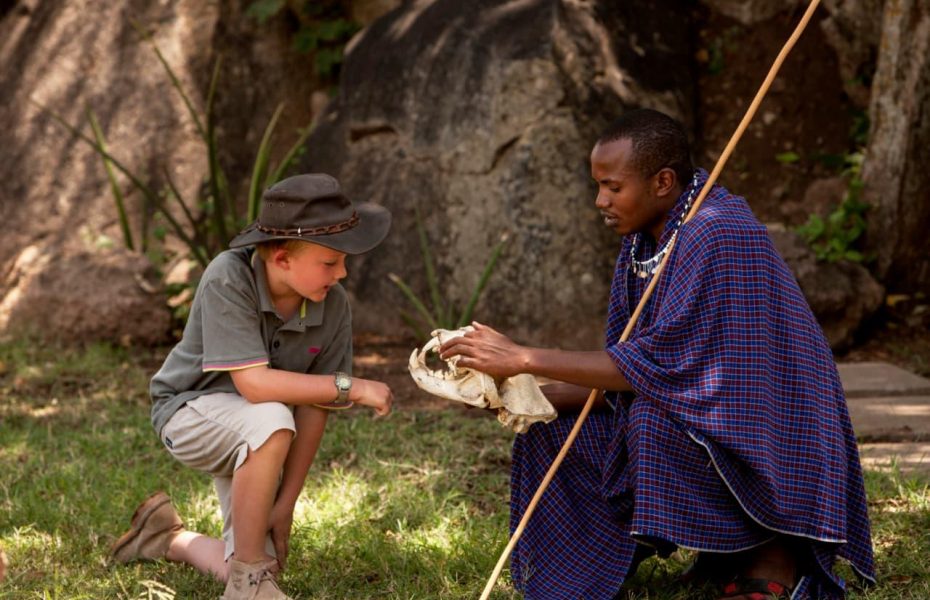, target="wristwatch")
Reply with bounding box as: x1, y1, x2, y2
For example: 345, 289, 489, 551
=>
333, 371, 352, 403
